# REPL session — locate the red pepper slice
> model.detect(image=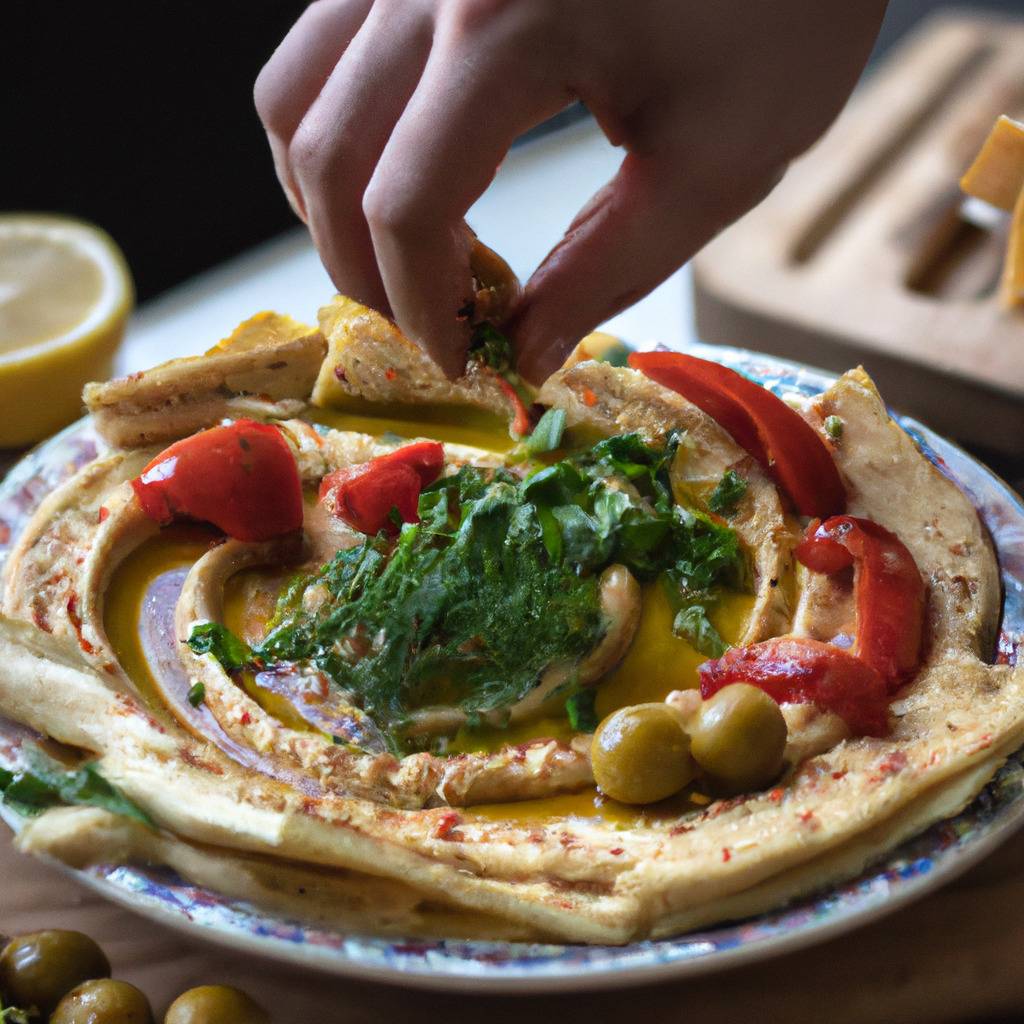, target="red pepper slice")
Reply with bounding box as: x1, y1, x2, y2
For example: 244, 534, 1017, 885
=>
628, 351, 845, 517
796, 516, 925, 690
319, 441, 445, 536
131, 419, 303, 542
699, 637, 890, 736
493, 373, 531, 438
